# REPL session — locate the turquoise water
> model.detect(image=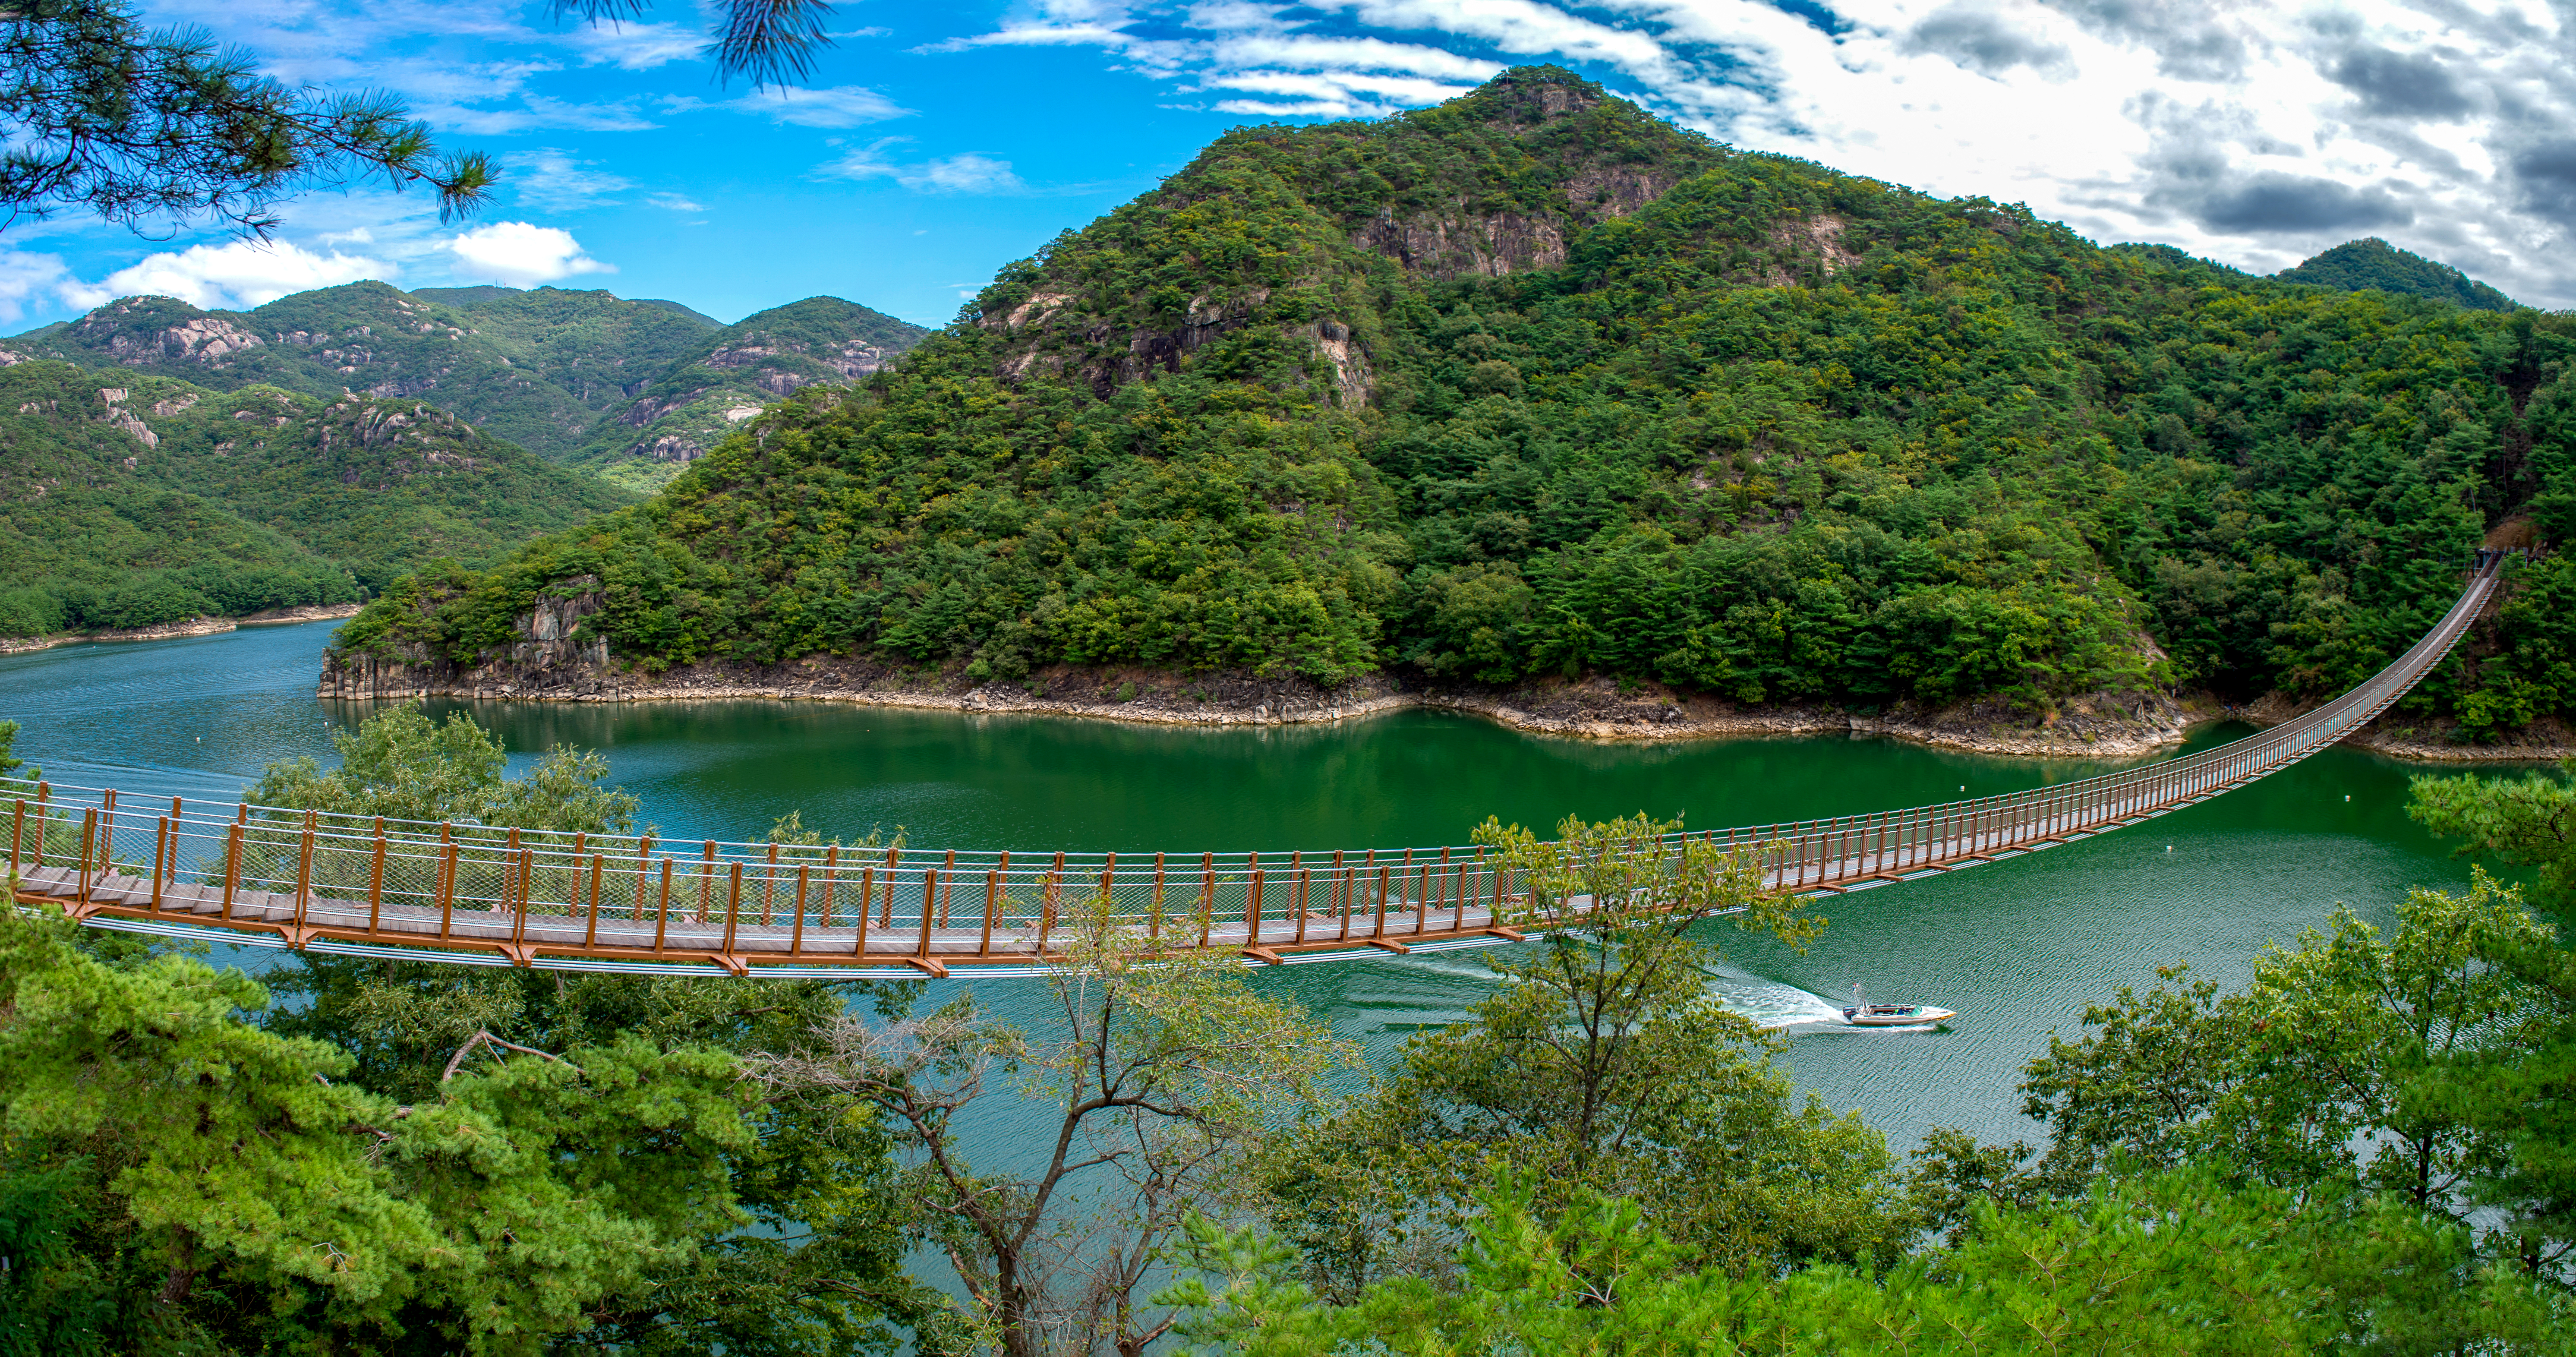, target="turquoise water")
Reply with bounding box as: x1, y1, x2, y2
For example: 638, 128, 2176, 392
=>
0, 619, 2507, 1152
